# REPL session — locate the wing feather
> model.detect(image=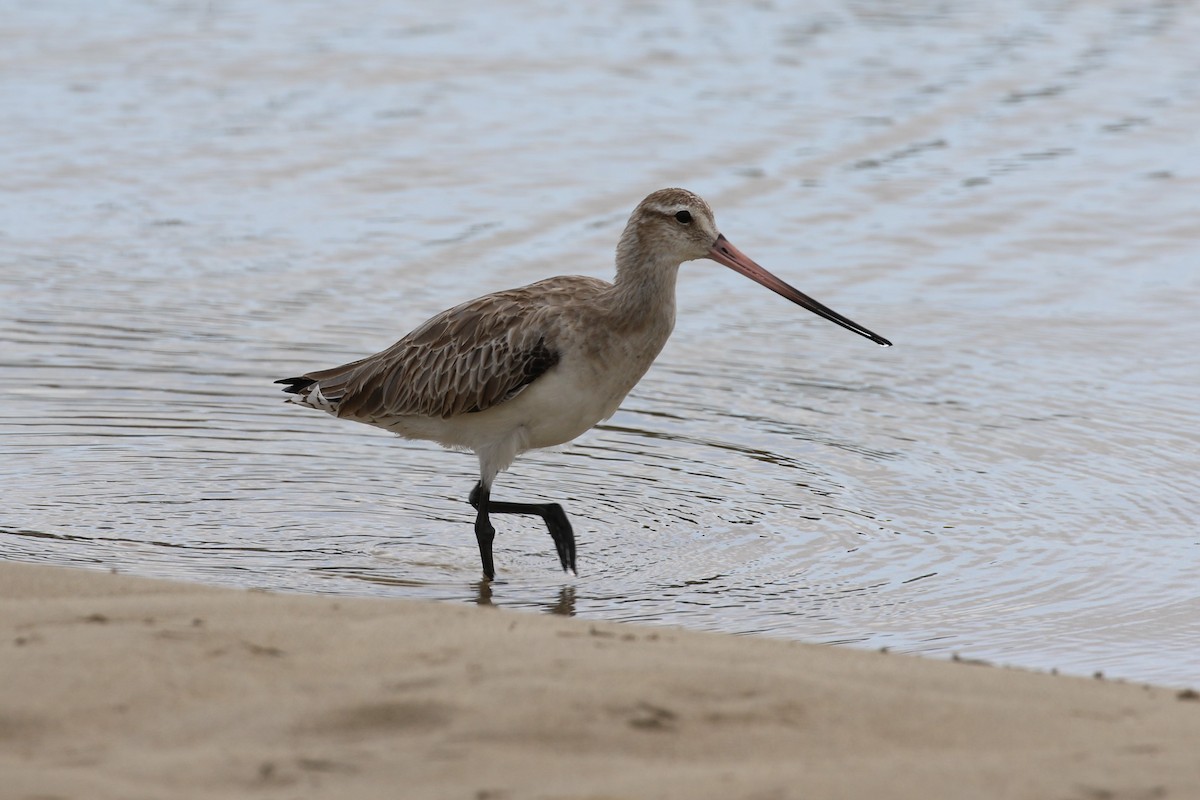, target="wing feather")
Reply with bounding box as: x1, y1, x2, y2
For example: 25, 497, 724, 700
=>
277, 276, 607, 421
